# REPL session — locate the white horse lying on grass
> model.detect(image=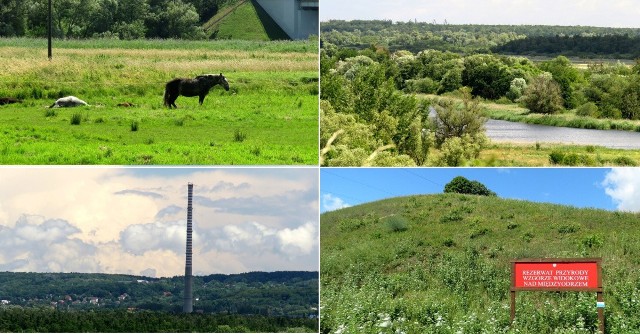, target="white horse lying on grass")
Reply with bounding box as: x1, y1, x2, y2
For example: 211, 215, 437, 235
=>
49, 96, 89, 108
